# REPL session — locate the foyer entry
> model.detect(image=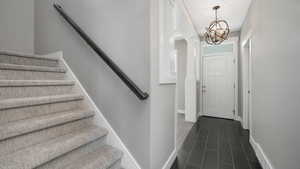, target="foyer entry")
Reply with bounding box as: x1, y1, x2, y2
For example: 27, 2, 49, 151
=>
200, 38, 238, 120
172, 117, 262, 169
